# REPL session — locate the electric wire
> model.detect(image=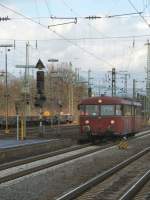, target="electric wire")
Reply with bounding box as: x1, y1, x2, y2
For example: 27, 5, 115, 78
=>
1, 33, 150, 42
128, 0, 150, 28
8, 13, 150, 20
34, 0, 40, 23
106, 0, 121, 16
0, 2, 114, 67
44, 0, 52, 17
61, 0, 109, 38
